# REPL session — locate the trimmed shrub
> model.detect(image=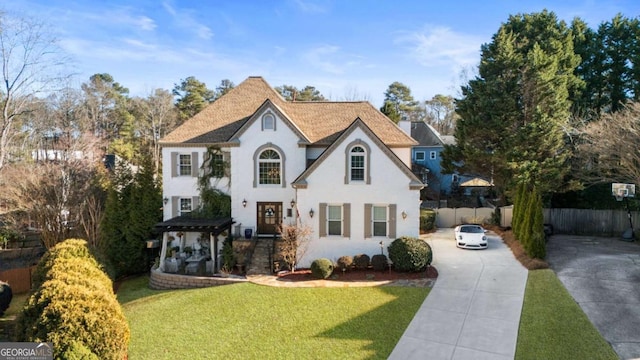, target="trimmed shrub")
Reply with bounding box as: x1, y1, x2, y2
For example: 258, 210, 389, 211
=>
336, 256, 353, 271
371, 254, 388, 271
310, 258, 334, 279
388, 237, 432, 272
32, 239, 103, 289
353, 254, 370, 270
59, 341, 100, 360
16, 239, 130, 360
0, 281, 12, 317
420, 209, 436, 232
